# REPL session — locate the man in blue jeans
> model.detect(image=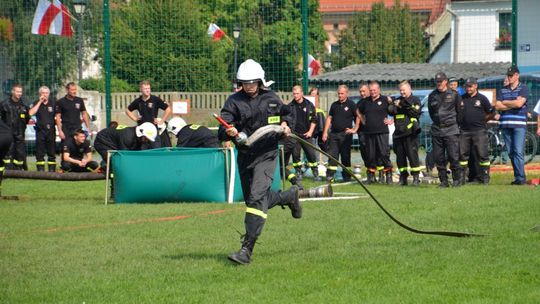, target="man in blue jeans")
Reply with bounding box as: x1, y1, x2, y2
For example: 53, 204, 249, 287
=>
495, 66, 529, 185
